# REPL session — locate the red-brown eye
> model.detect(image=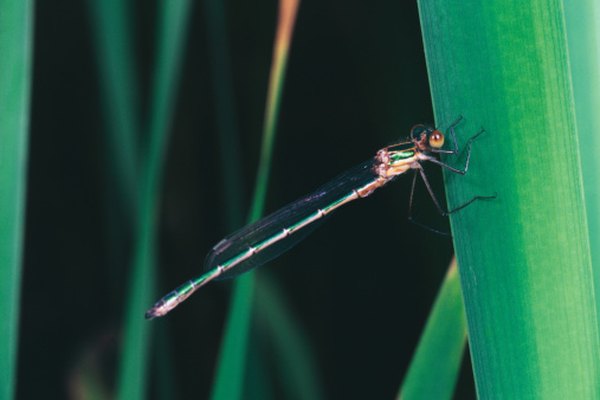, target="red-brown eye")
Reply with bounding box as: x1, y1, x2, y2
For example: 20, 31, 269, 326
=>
429, 130, 445, 148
